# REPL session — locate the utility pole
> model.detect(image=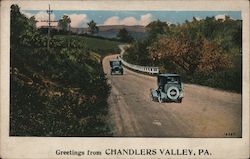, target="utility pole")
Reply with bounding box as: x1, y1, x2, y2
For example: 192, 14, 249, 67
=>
47, 4, 52, 50
41, 5, 57, 50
